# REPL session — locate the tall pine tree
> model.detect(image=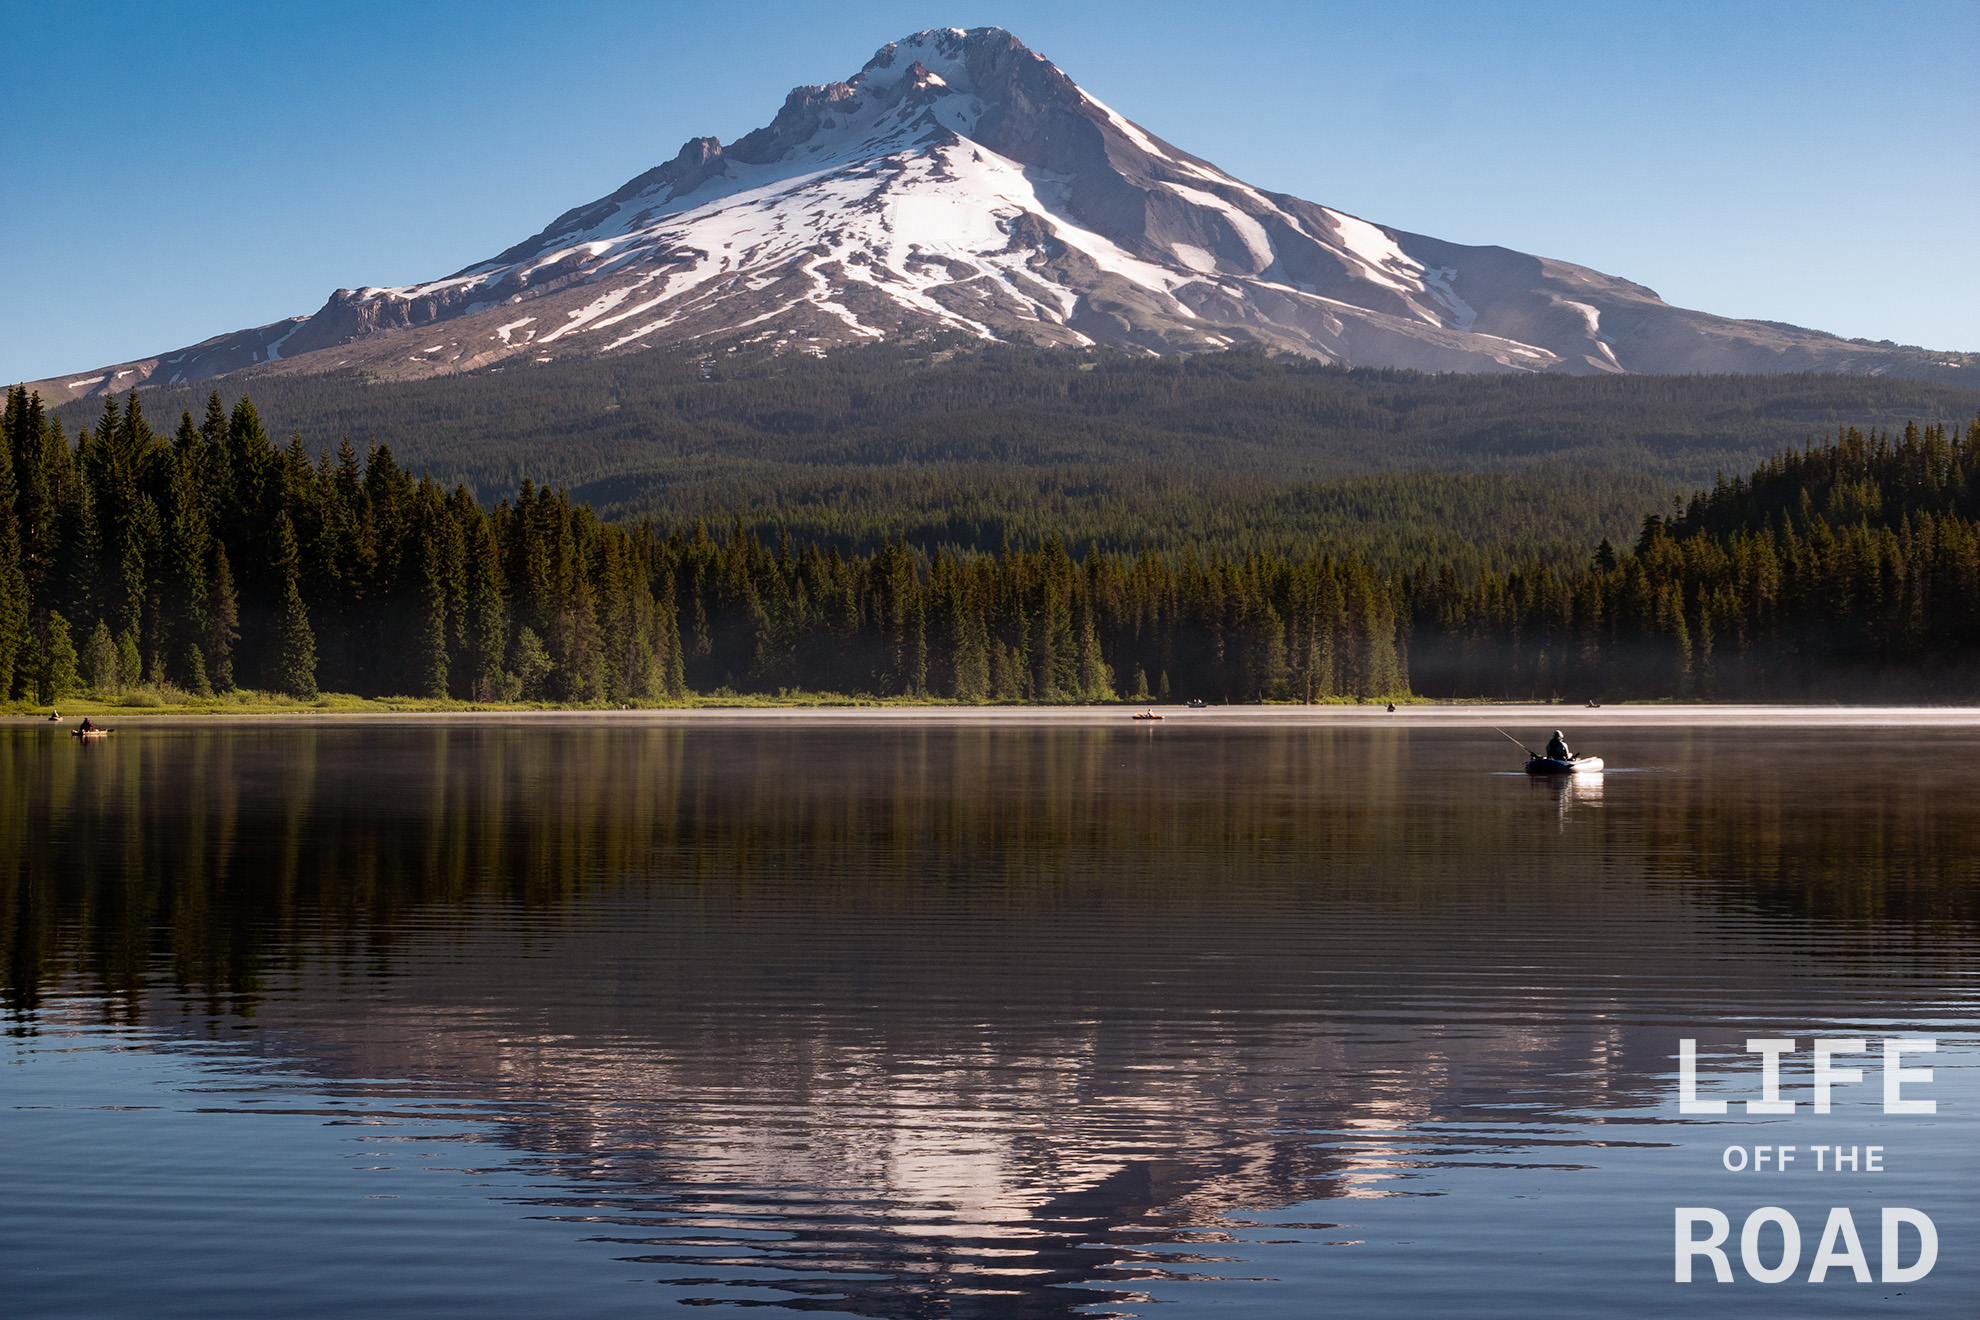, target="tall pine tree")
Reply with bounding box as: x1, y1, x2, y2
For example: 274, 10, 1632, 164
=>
266, 511, 317, 699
